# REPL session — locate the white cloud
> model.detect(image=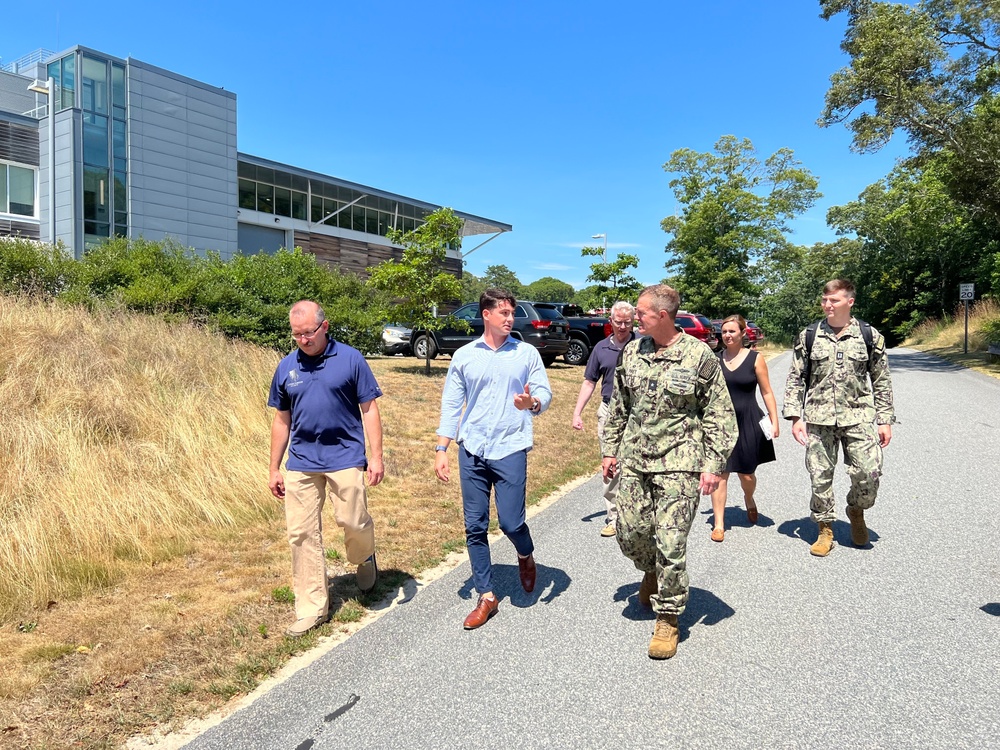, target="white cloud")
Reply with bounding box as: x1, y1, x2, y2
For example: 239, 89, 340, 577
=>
533, 263, 573, 271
